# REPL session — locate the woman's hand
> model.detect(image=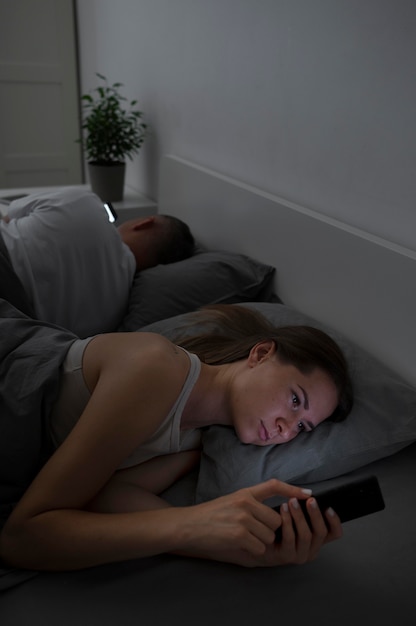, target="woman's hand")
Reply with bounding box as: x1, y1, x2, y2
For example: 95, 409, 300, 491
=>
270, 495, 343, 565
175, 478, 342, 567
